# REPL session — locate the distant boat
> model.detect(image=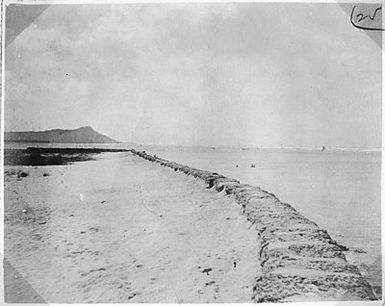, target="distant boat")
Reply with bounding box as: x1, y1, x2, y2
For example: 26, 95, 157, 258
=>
321, 146, 326, 152
210, 147, 215, 150
241, 147, 250, 150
